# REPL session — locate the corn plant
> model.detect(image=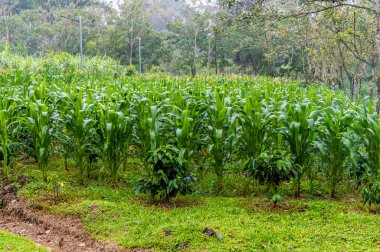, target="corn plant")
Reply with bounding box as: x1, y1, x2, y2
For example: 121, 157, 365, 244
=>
98, 102, 133, 186
134, 98, 161, 158
361, 107, 380, 178
171, 102, 204, 162
238, 89, 276, 173
279, 102, 321, 197
0, 99, 14, 177
63, 92, 95, 184
205, 90, 238, 184
362, 180, 380, 206
21, 99, 55, 182
319, 106, 355, 198
135, 93, 201, 201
